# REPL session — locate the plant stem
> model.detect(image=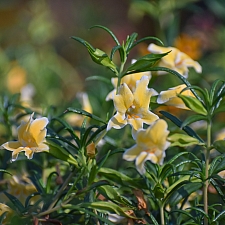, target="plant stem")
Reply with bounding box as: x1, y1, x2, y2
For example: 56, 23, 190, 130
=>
204, 121, 211, 225
47, 167, 76, 211
160, 204, 165, 225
